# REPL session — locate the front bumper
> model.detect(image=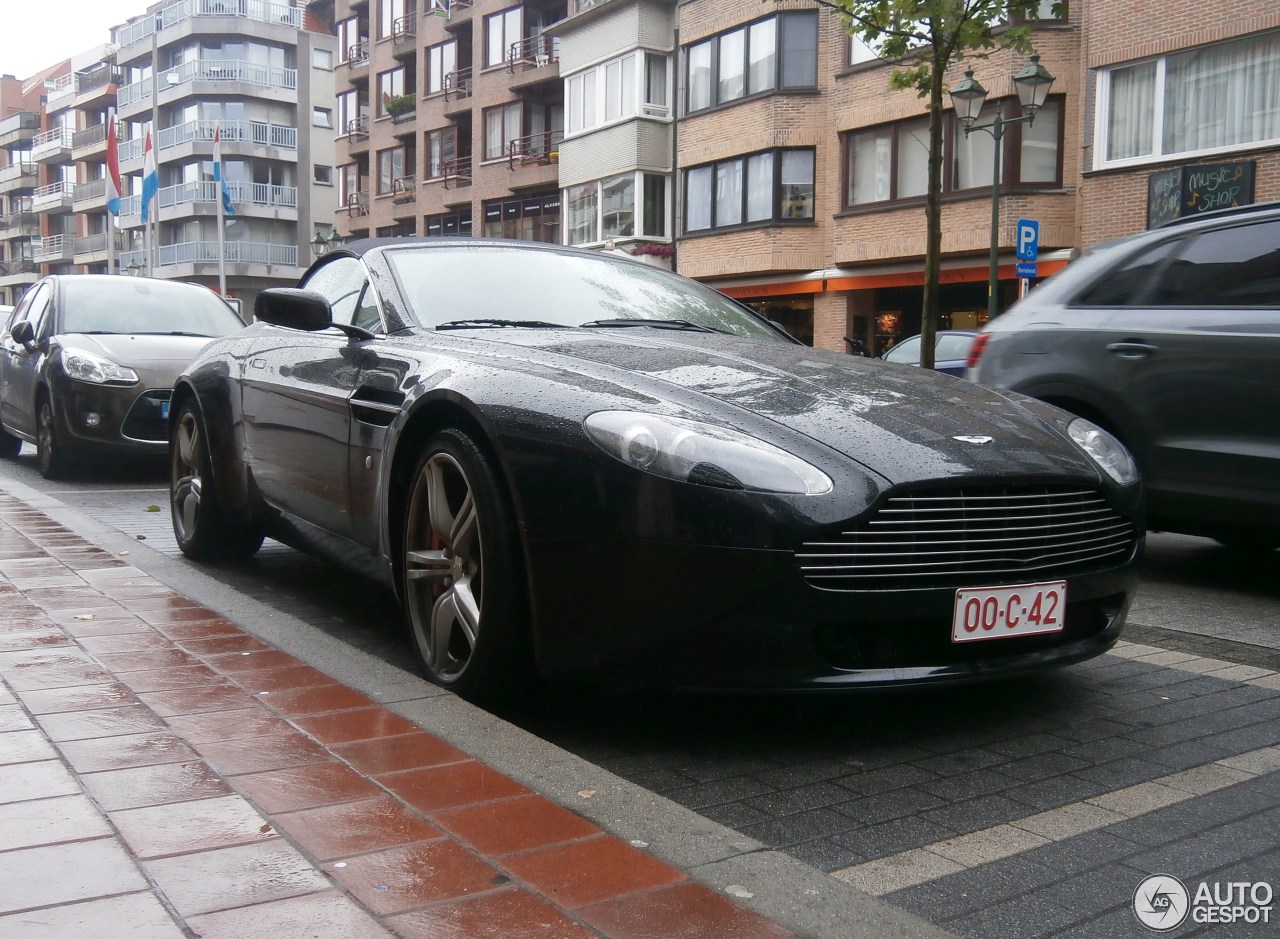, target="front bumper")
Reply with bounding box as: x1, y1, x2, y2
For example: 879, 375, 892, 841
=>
52, 377, 172, 456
